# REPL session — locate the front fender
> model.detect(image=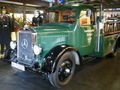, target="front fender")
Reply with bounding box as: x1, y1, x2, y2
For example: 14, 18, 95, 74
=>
41, 44, 79, 73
